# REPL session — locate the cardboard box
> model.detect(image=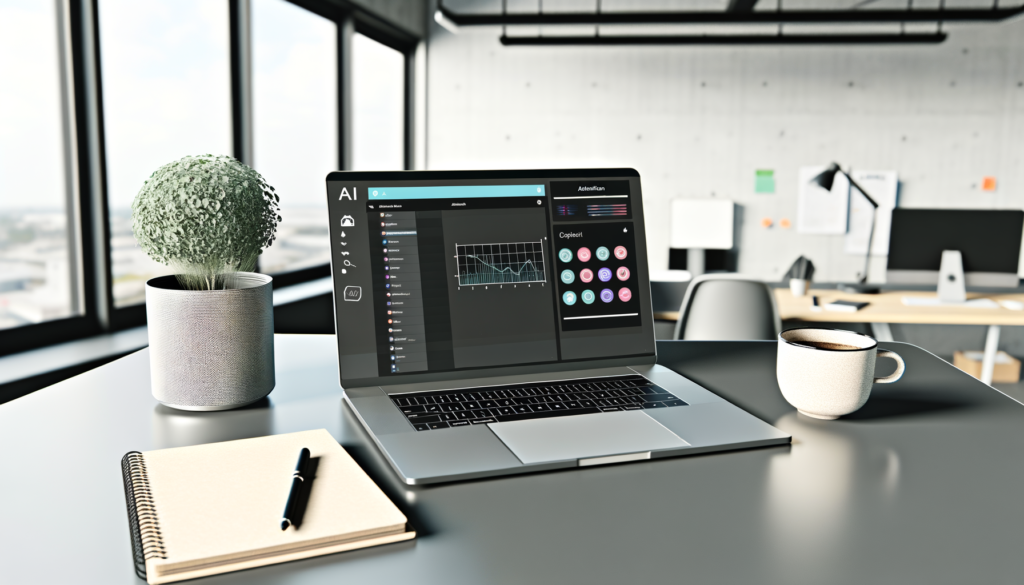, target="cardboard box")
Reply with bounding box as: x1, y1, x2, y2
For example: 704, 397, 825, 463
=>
953, 350, 1021, 383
